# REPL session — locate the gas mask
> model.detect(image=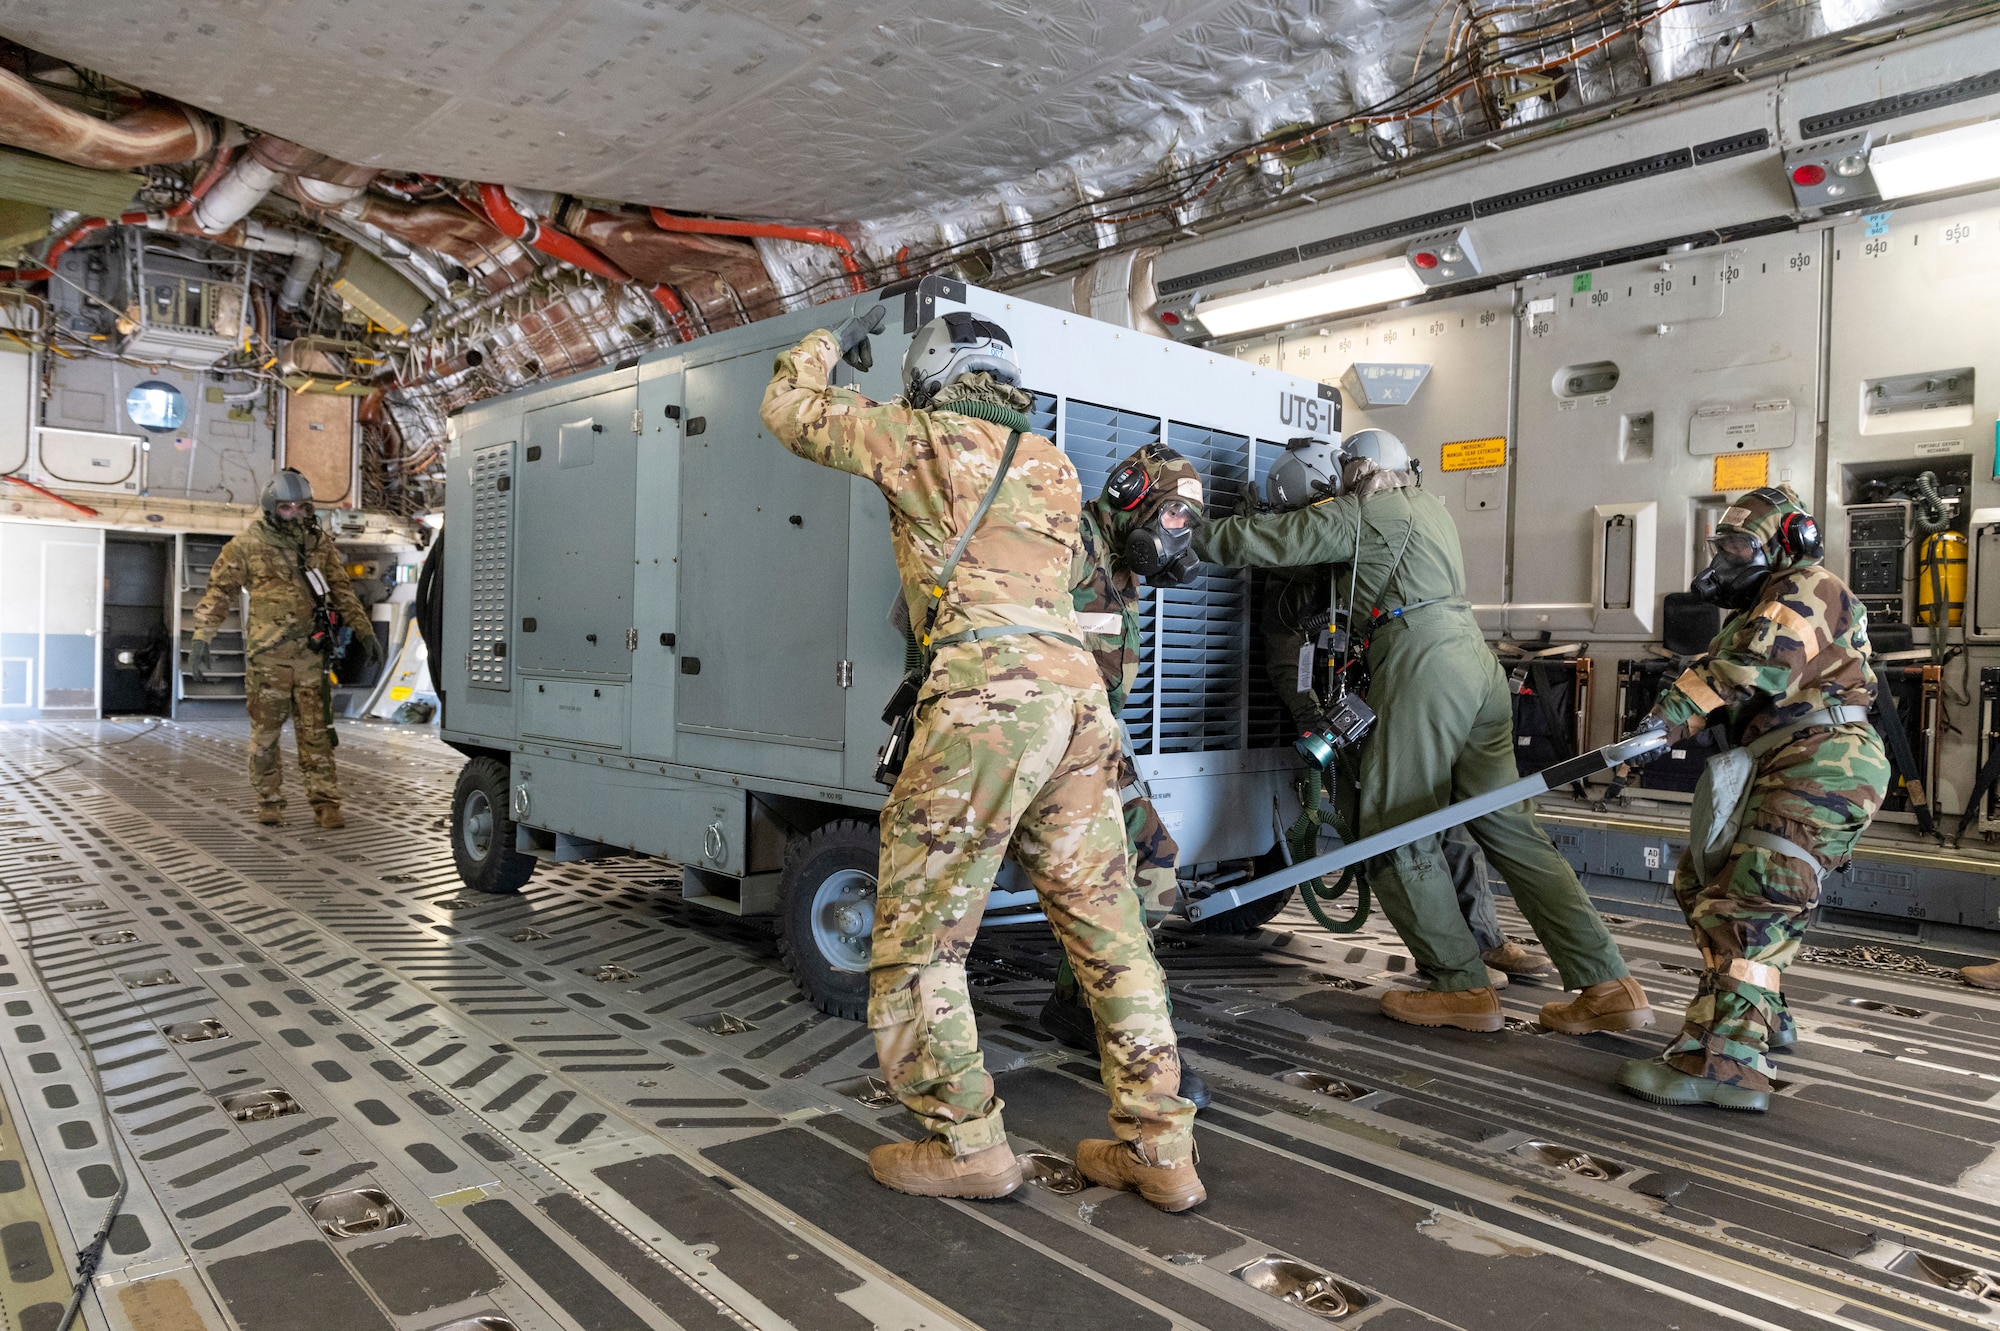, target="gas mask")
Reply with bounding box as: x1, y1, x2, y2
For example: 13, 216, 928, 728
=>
1103, 443, 1205, 588
1691, 531, 1772, 609
1126, 498, 1200, 585
261, 467, 316, 534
